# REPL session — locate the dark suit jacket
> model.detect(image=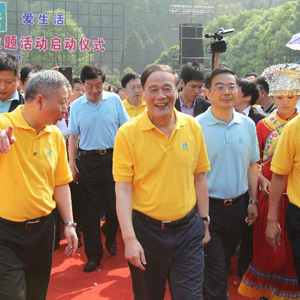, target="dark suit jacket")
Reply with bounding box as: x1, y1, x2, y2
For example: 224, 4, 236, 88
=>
7, 91, 25, 112
175, 97, 211, 117
248, 107, 267, 125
